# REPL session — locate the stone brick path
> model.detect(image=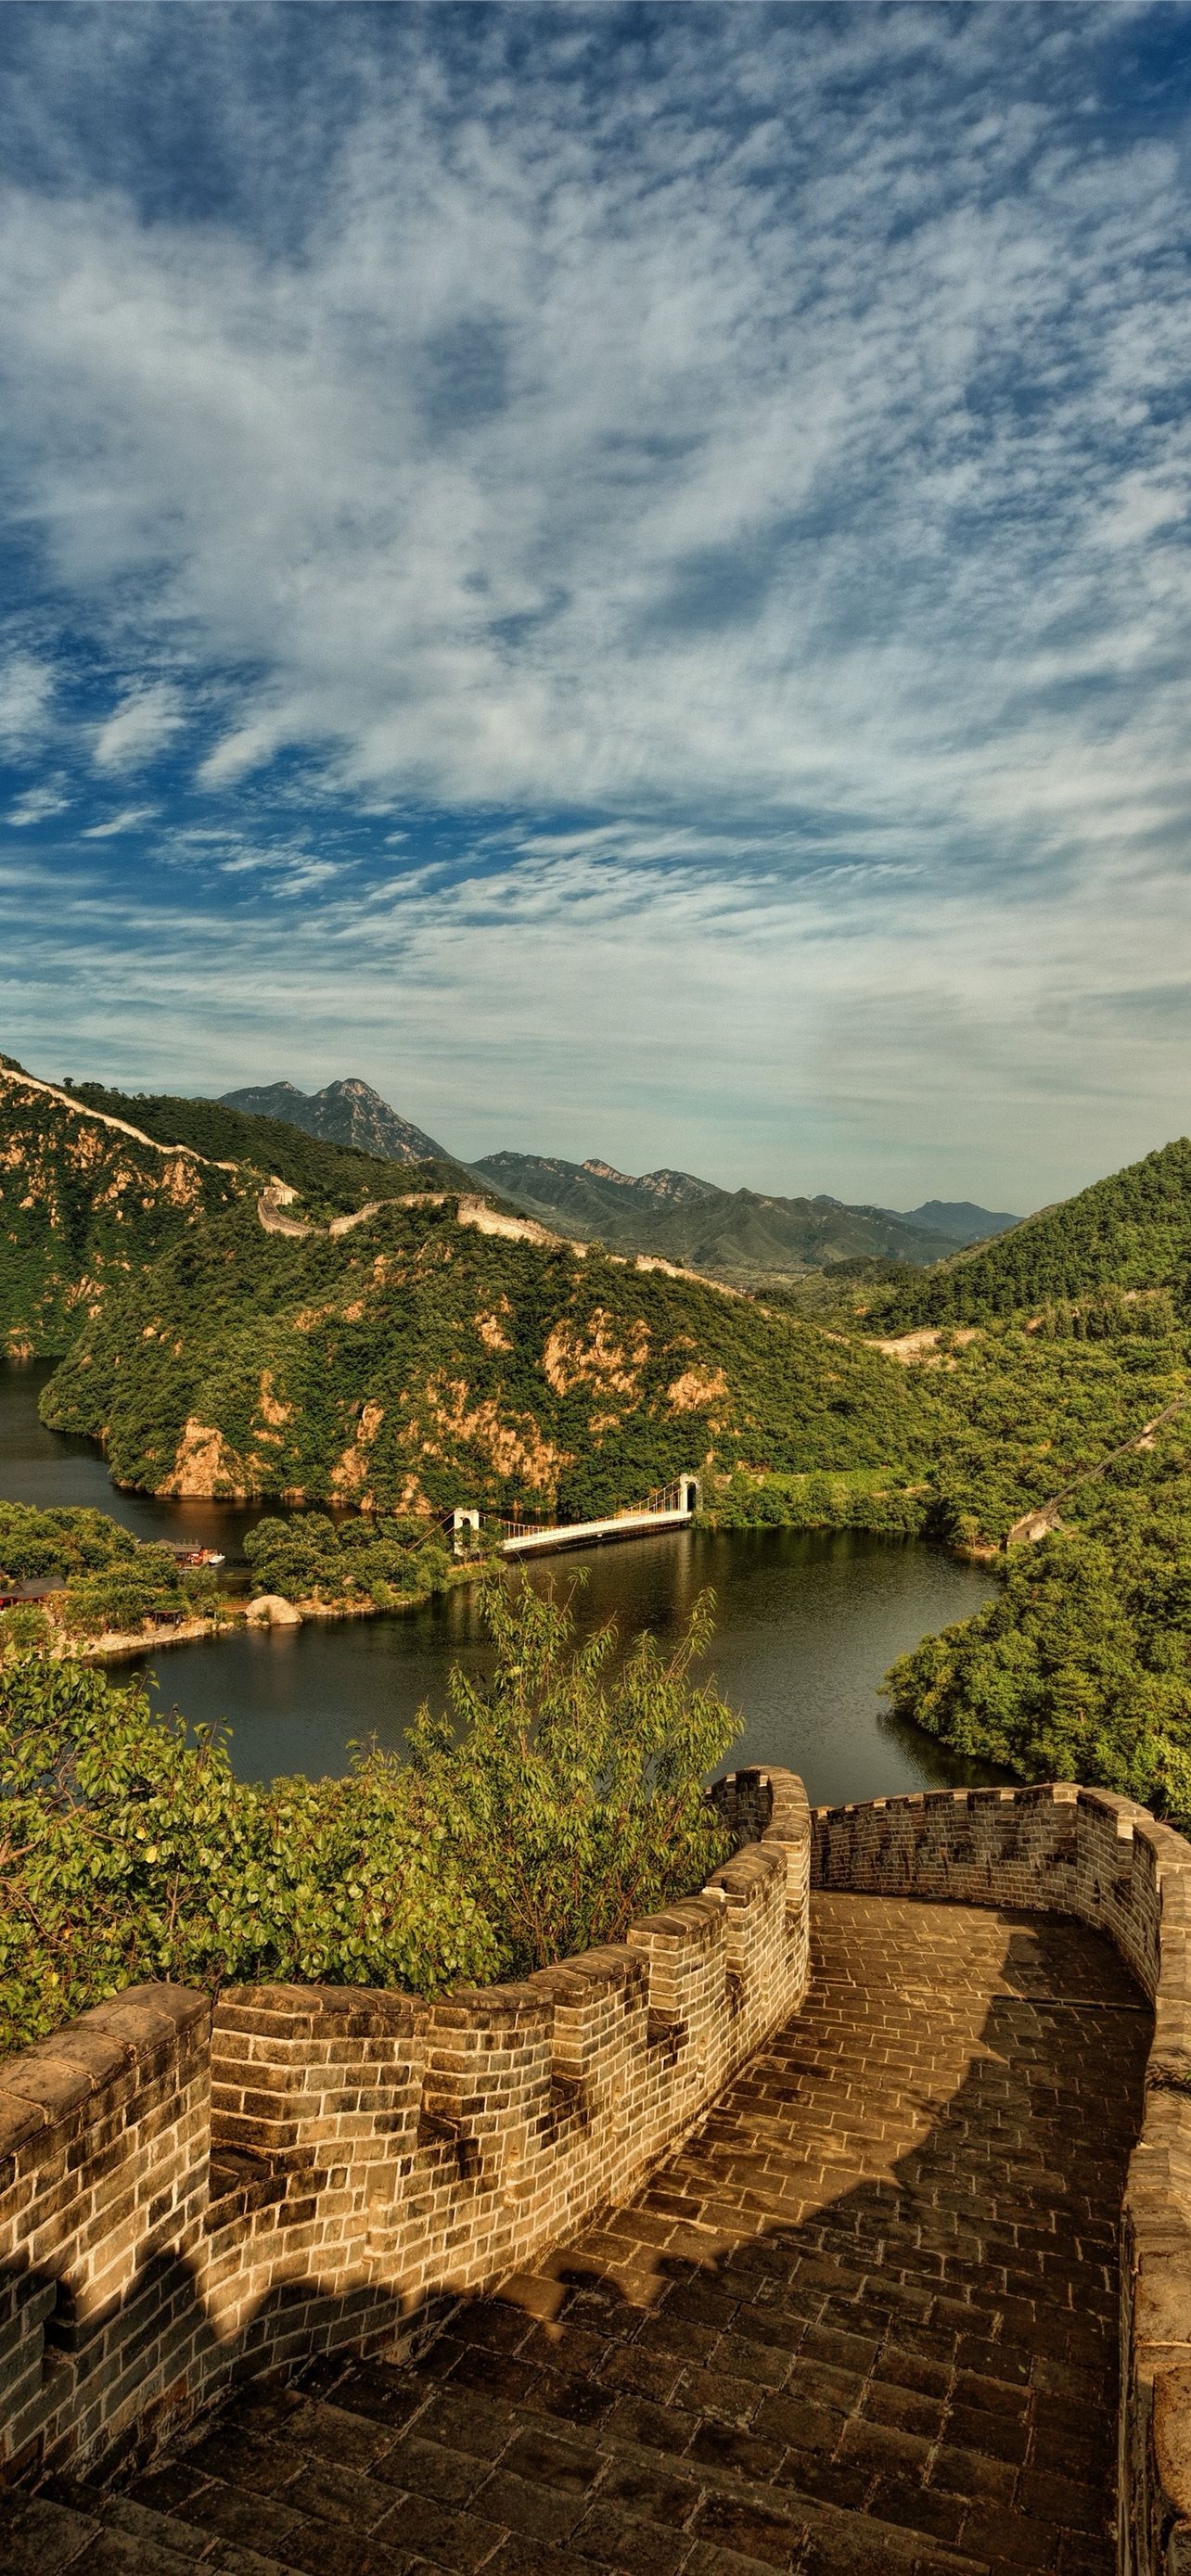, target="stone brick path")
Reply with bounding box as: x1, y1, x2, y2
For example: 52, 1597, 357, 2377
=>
6, 1895, 1150, 2575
